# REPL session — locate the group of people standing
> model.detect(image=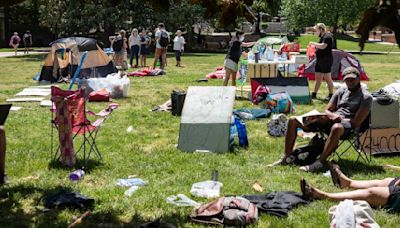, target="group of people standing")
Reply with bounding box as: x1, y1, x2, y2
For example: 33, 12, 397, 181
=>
110, 23, 185, 70
8, 31, 33, 56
